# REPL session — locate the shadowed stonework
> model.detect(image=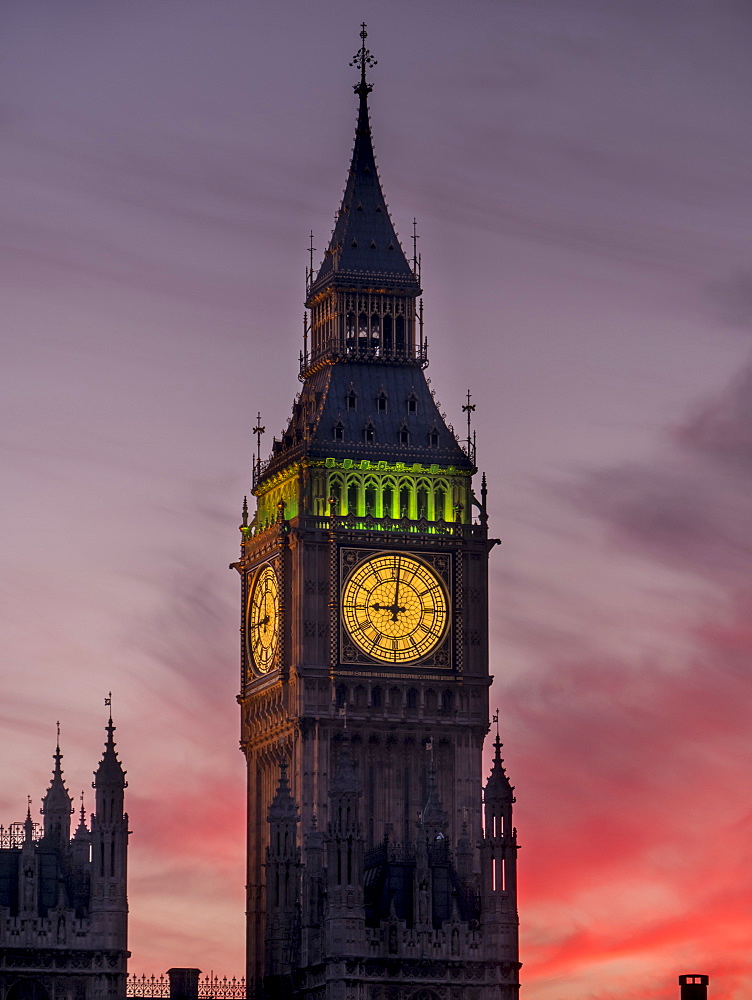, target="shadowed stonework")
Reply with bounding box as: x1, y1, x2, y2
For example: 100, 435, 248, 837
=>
234, 28, 519, 1000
